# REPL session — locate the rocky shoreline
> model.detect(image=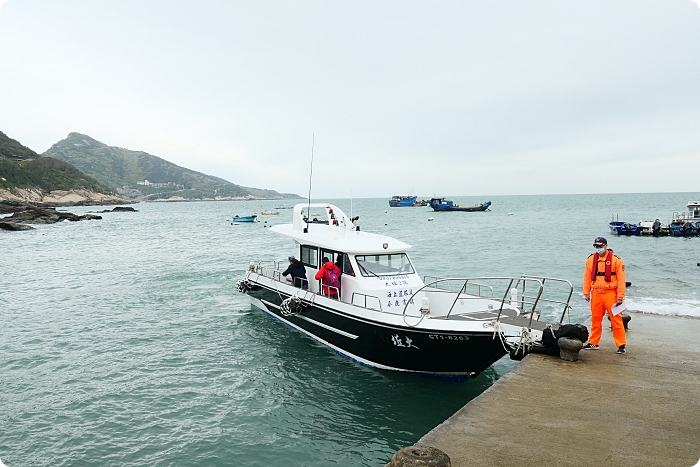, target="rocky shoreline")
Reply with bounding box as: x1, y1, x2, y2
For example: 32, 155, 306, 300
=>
0, 188, 133, 207
0, 202, 138, 231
